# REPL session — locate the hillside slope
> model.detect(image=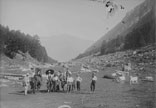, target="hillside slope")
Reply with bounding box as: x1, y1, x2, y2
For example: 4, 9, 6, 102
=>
77, 0, 155, 59
0, 24, 57, 64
